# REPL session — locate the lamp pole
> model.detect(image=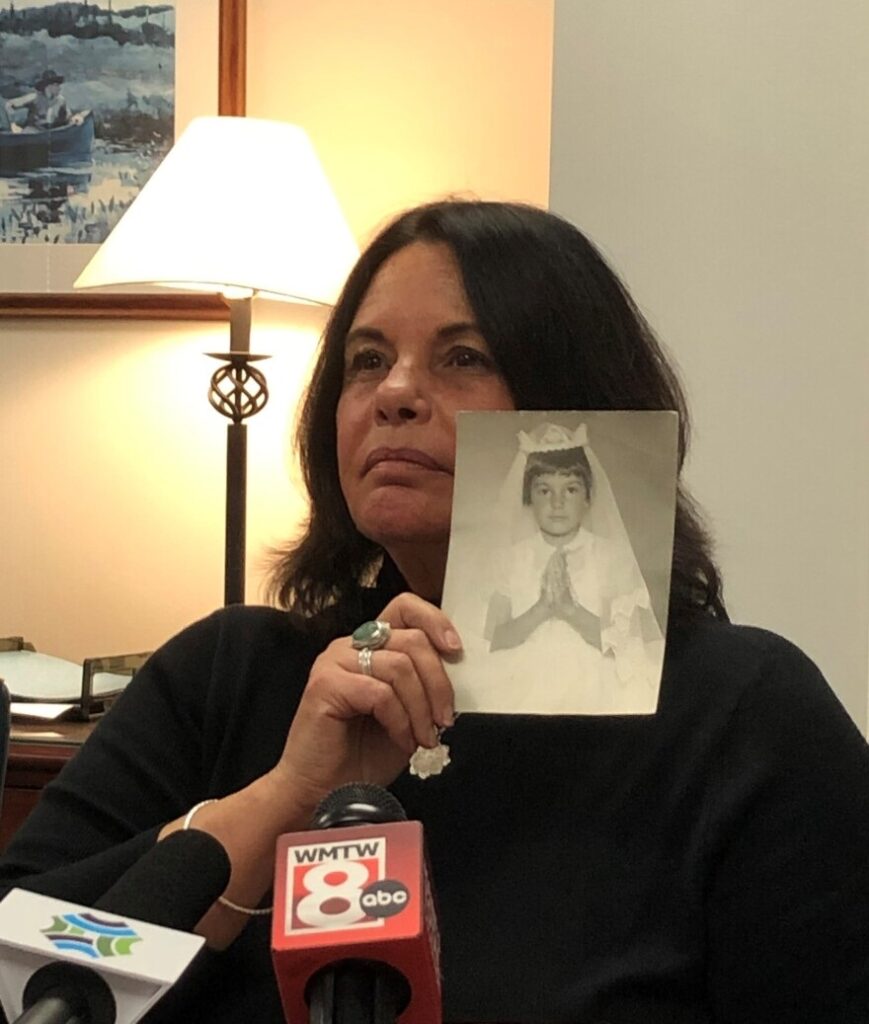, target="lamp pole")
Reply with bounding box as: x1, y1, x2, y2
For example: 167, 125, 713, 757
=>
207, 296, 269, 605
